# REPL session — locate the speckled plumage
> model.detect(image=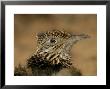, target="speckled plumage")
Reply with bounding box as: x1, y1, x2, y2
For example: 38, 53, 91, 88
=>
14, 29, 89, 76
26, 29, 89, 75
